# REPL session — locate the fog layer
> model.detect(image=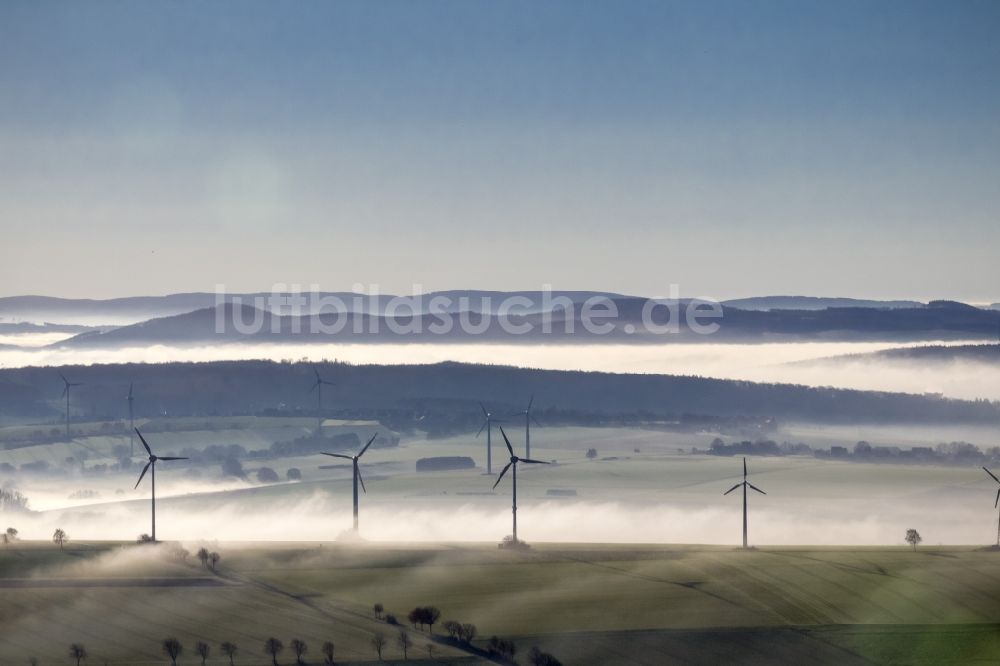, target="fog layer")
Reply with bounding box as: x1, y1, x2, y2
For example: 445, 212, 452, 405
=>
7, 490, 997, 547
1, 340, 996, 400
